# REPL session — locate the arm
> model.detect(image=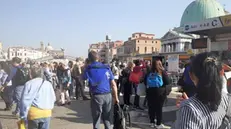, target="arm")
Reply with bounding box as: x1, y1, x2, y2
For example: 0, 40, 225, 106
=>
173, 105, 200, 129
67, 69, 72, 85
20, 82, 38, 120
110, 80, 119, 103
109, 69, 119, 103
4, 67, 17, 85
